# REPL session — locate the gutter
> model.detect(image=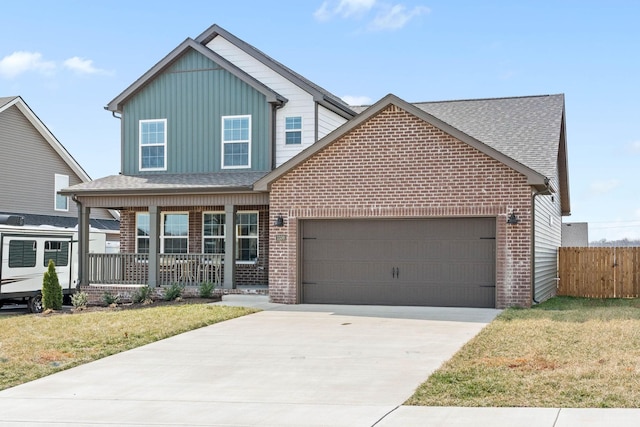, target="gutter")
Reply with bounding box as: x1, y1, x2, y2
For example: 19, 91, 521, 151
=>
531, 178, 553, 304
